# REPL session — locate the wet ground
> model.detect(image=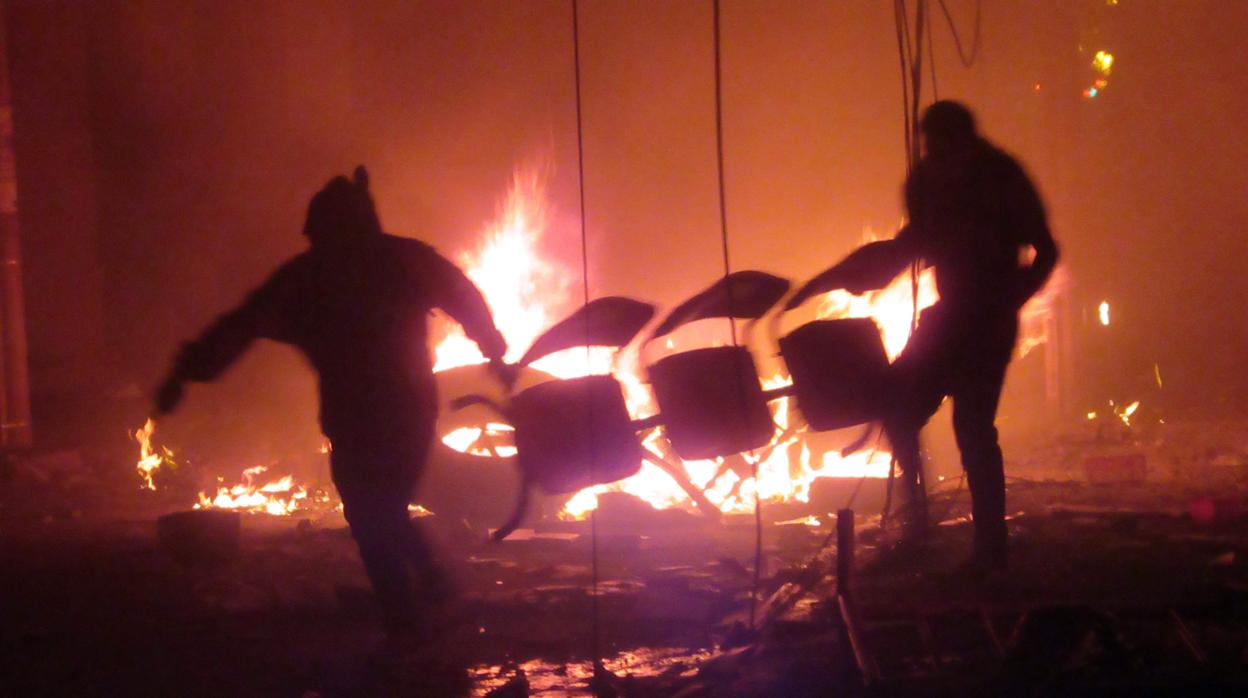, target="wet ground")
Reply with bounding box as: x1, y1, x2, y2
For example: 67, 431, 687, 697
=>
5, 447, 1248, 695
